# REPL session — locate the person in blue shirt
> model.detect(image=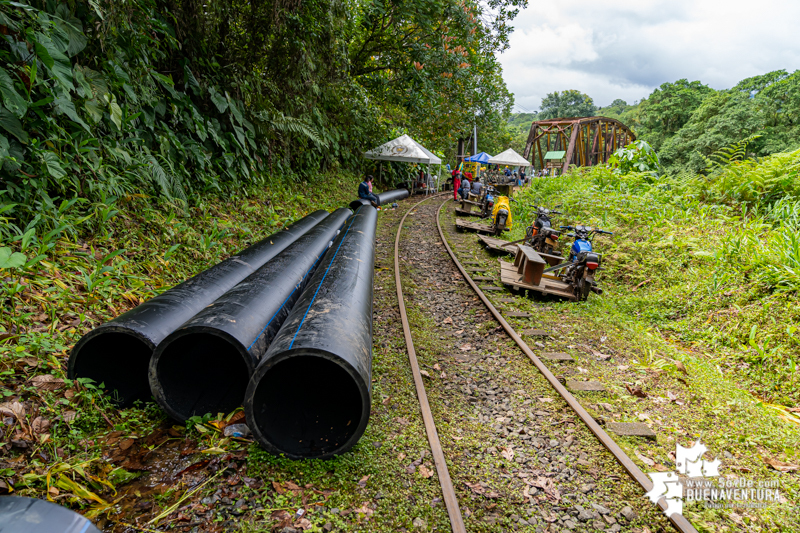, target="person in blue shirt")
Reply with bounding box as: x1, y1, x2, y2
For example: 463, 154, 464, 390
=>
358, 175, 379, 207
